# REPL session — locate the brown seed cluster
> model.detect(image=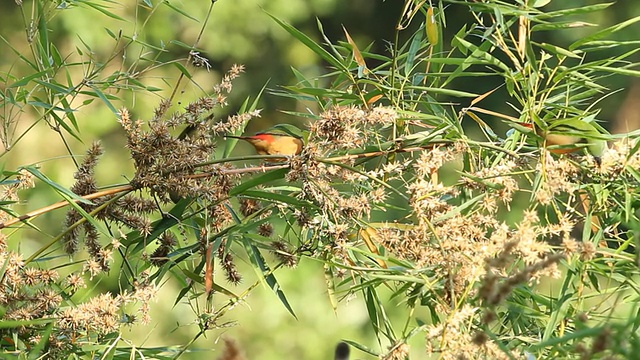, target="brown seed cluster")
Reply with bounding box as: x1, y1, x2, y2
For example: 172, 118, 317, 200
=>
309, 105, 397, 152
118, 65, 248, 204
58, 272, 157, 333
120, 99, 217, 202
461, 159, 519, 207
6, 54, 633, 358
239, 197, 261, 216
596, 138, 640, 176
0, 253, 61, 321
218, 240, 242, 284
150, 231, 178, 266
50, 65, 268, 316
0, 250, 64, 353
58, 66, 259, 282
61, 143, 155, 273
425, 305, 521, 360
0, 240, 157, 356
284, 106, 396, 271
216, 338, 247, 360
534, 152, 579, 205
270, 240, 298, 268
381, 342, 411, 360
297, 116, 610, 359
61, 143, 109, 259
479, 246, 564, 307
0, 169, 35, 224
